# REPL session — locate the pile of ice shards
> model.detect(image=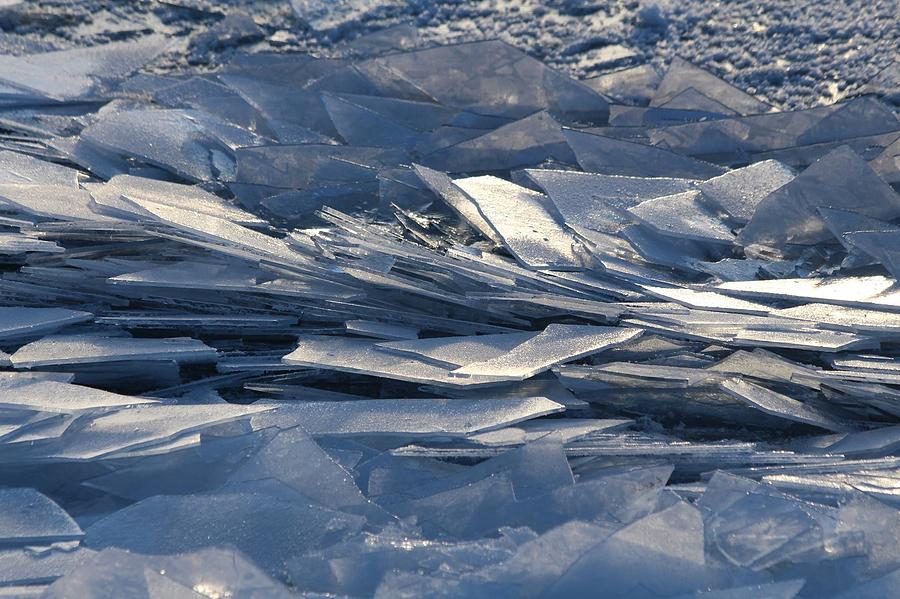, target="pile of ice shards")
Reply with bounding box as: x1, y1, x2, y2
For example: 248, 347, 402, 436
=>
0, 26, 898, 598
